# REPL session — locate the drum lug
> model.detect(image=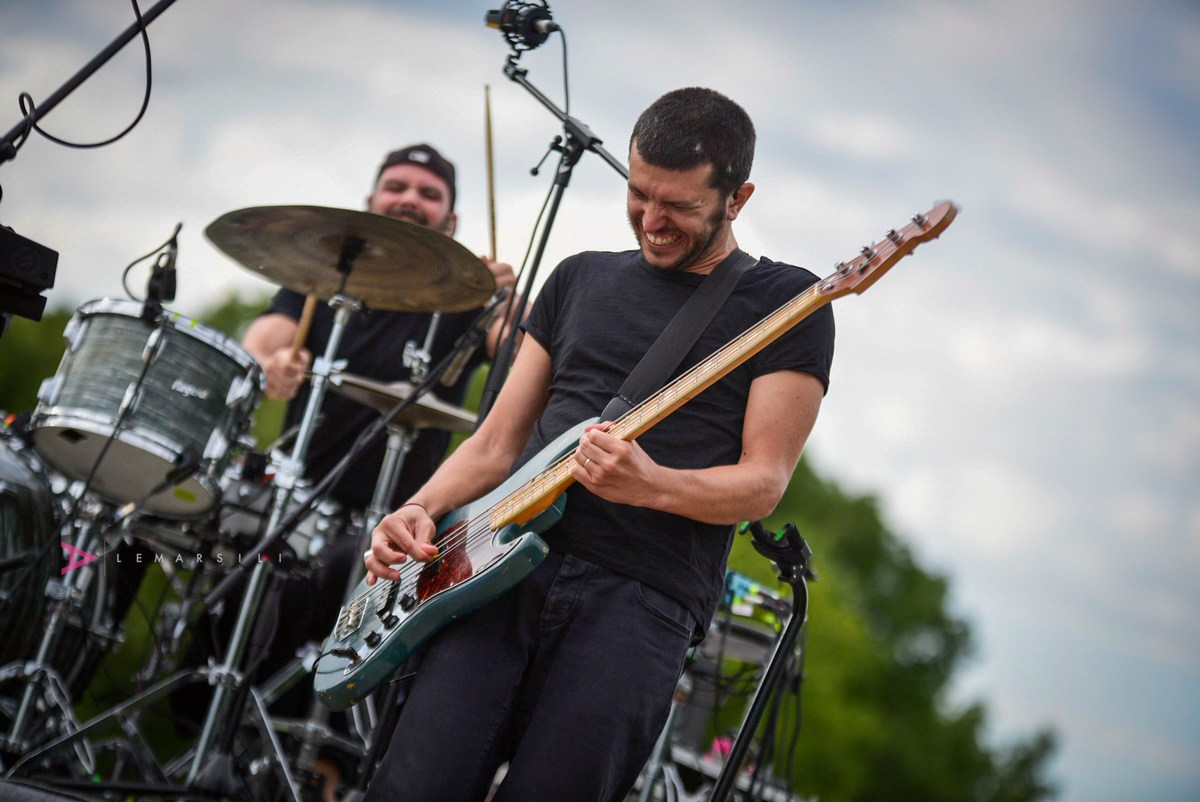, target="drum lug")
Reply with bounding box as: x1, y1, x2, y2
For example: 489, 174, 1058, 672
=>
225, 374, 257, 408
62, 314, 85, 351
36, 375, 62, 406
203, 430, 229, 463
